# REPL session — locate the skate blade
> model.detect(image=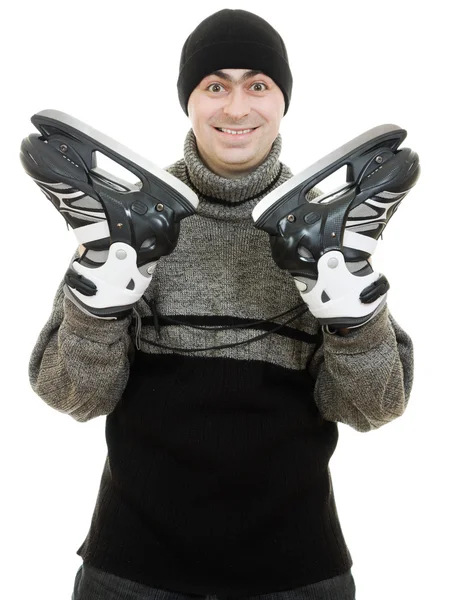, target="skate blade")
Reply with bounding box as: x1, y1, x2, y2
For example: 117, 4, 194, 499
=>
252, 124, 406, 227
31, 109, 199, 212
